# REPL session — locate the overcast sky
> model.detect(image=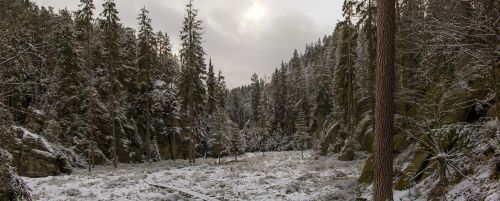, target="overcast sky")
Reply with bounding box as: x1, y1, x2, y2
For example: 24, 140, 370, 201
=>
34, 0, 344, 88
